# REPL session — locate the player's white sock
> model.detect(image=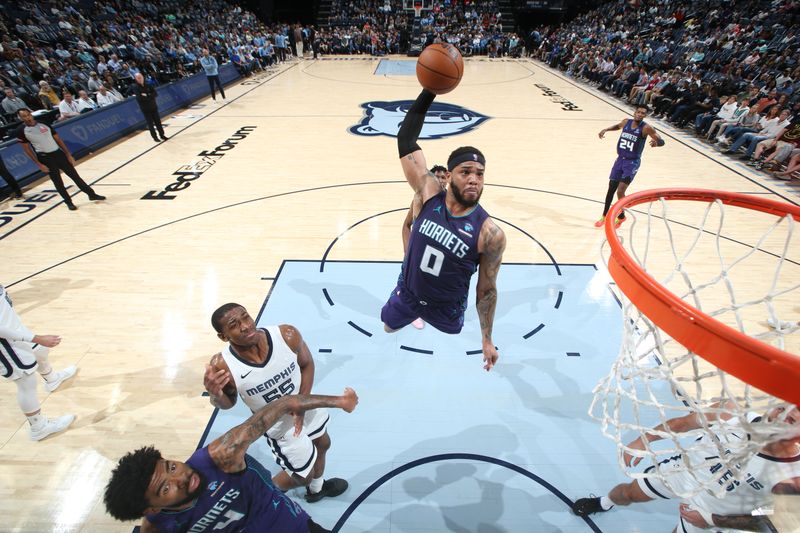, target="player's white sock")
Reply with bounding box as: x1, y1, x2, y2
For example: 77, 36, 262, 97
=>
600, 496, 615, 510
308, 476, 324, 493
27, 413, 45, 429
